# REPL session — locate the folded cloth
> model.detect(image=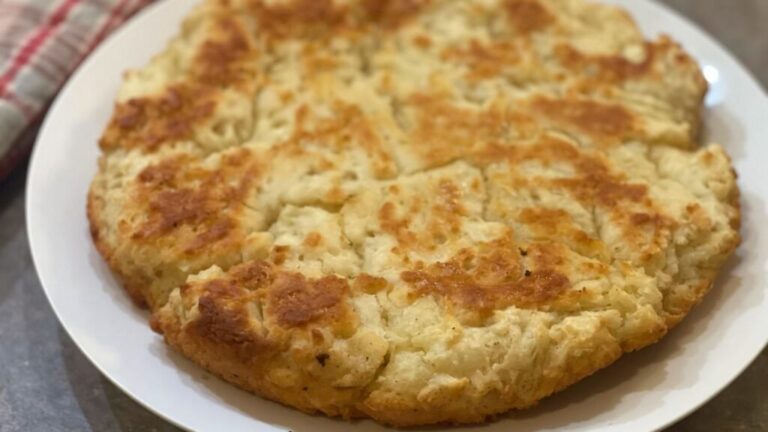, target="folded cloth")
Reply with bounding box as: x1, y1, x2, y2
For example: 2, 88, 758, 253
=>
0, 0, 151, 179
